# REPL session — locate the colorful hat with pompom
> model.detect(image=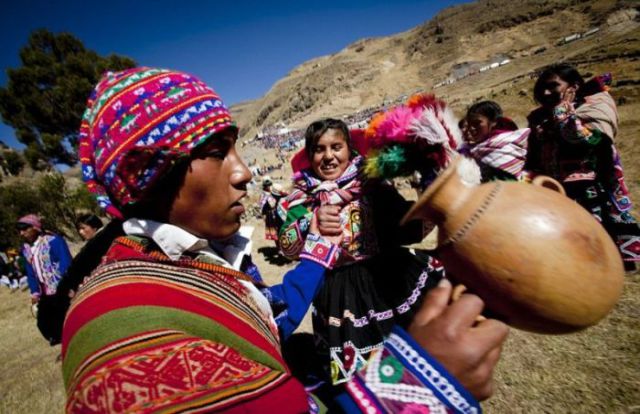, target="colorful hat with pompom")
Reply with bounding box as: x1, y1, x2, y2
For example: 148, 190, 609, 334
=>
79, 67, 236, 218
